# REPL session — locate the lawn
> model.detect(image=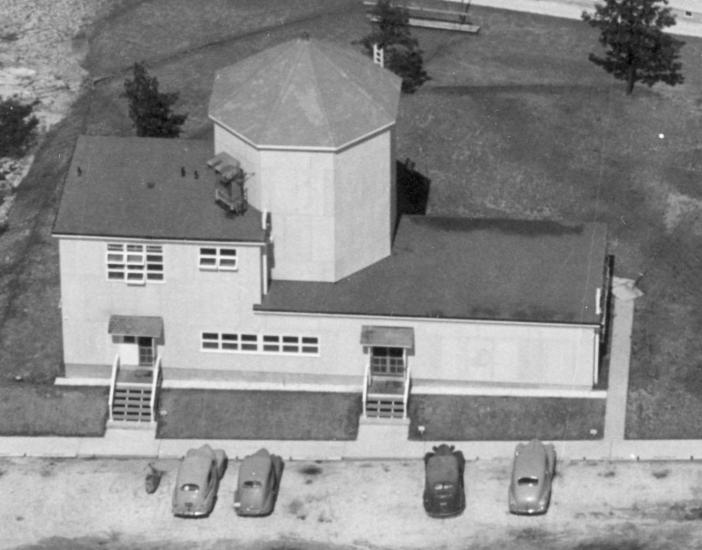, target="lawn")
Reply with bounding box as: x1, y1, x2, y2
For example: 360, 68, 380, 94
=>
157, 390, 361, 440
408, 395, 605, 441
1, 0, 701, 438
